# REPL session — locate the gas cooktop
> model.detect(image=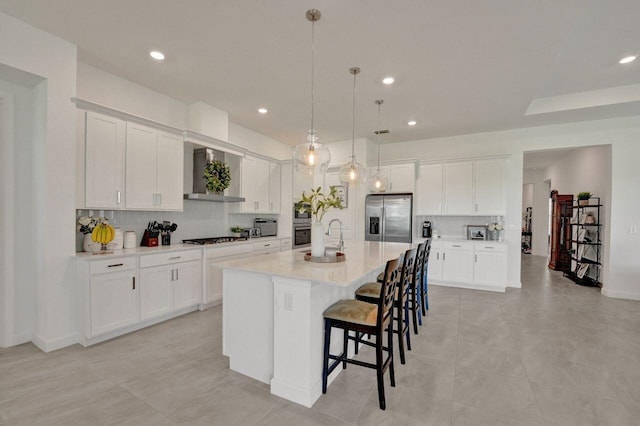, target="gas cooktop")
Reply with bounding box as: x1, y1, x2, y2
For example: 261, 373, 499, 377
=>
182, 237, 249, 245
